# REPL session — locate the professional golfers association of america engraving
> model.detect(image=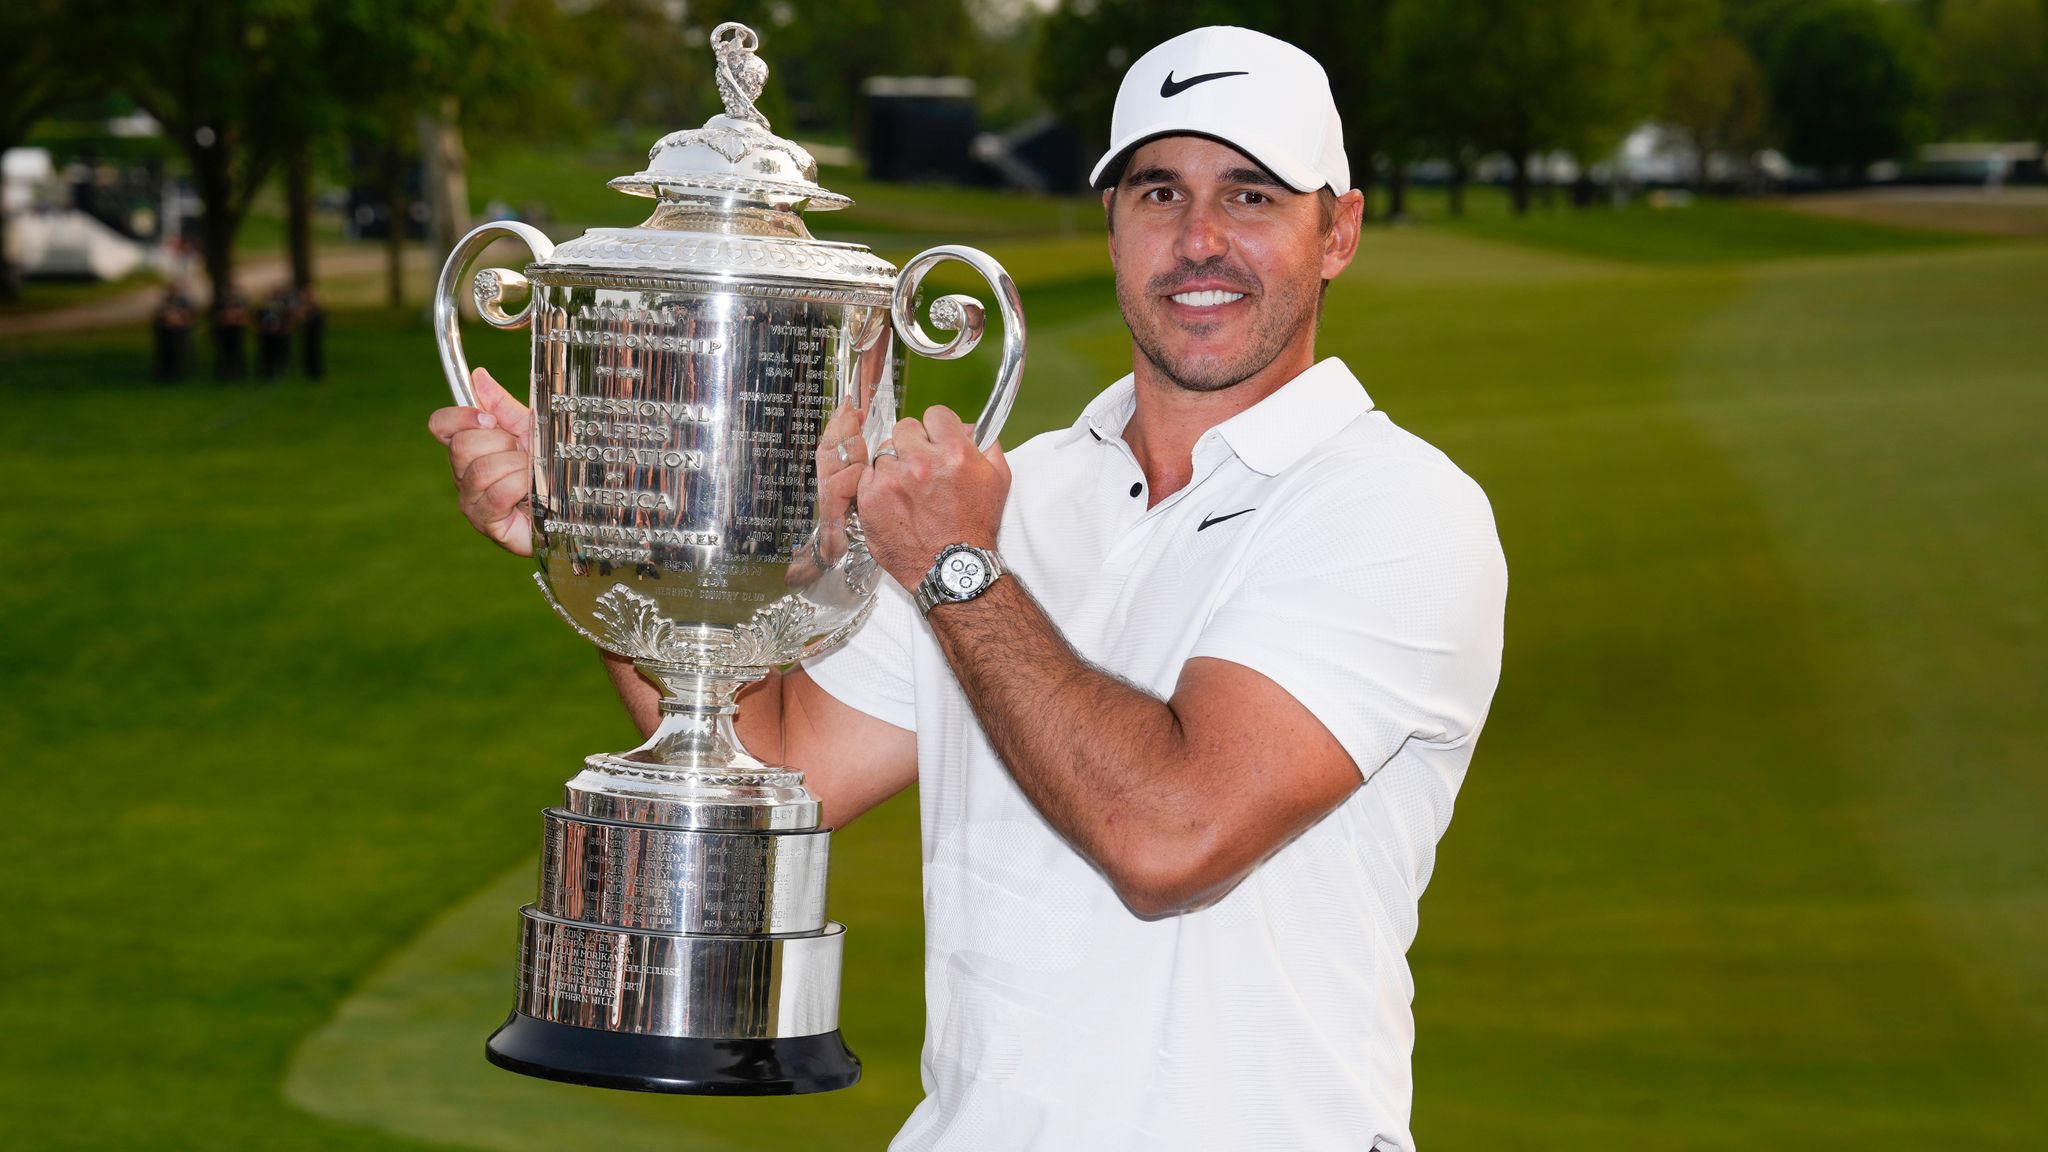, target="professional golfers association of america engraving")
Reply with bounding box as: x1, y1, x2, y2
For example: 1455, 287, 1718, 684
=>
430, 21, 1024, 1094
